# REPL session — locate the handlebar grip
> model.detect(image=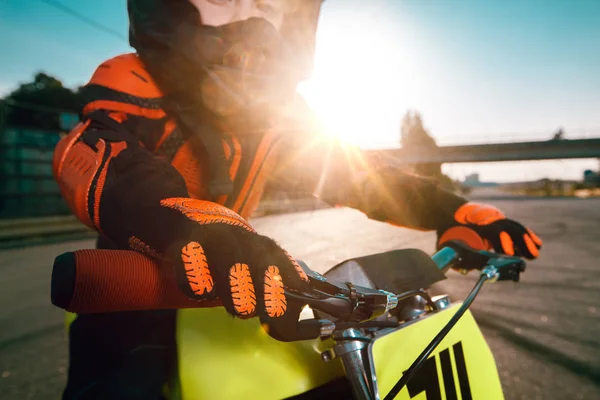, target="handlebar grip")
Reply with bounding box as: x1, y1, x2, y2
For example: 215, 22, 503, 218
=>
51, 249, 211, 314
